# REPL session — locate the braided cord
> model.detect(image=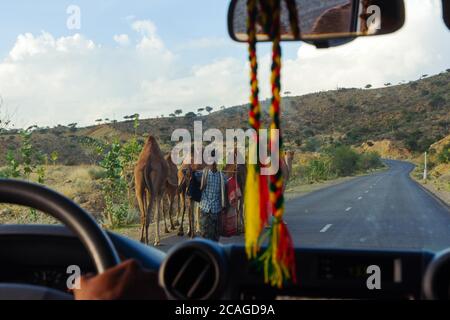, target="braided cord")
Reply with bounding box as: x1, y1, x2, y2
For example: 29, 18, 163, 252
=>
269, 0, 283, 218
247, 0, 261, 133
284, 0, 301, 39
245, 0, 268, 259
